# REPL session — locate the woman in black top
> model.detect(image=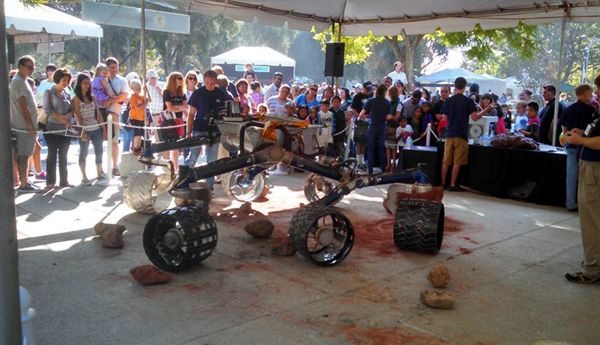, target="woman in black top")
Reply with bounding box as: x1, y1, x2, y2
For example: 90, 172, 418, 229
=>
163, 72, 187, 170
